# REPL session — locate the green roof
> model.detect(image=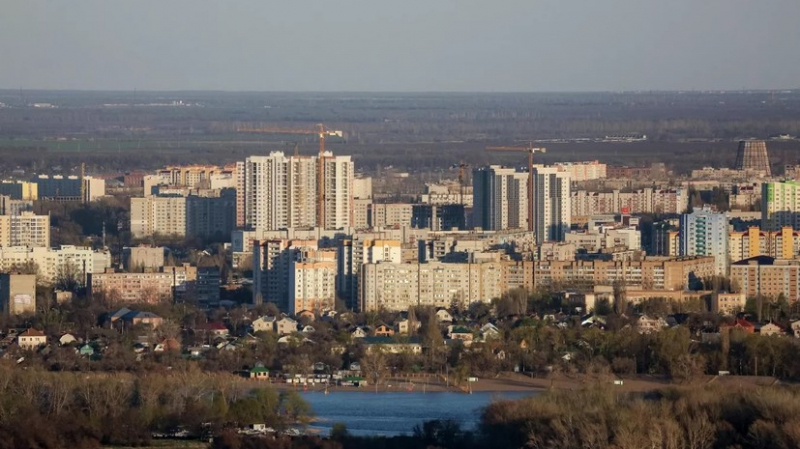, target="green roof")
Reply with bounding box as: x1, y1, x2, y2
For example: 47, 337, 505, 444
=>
250, 366, 270, 373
